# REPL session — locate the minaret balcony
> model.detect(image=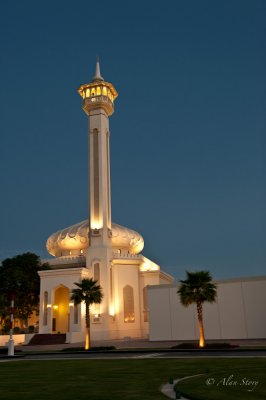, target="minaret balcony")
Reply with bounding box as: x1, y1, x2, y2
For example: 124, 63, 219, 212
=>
82, 95, 114, 116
